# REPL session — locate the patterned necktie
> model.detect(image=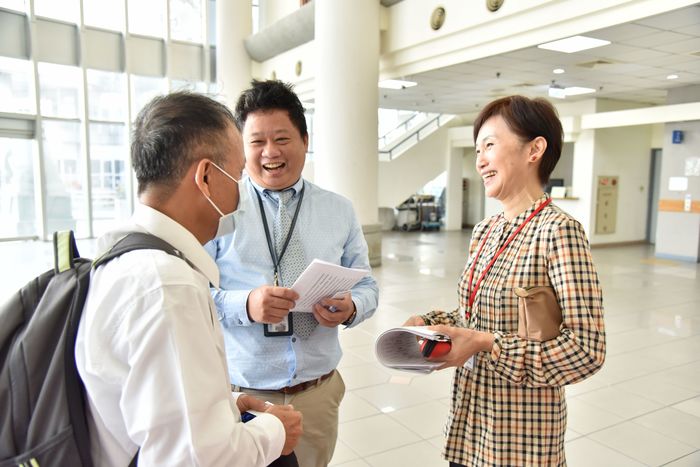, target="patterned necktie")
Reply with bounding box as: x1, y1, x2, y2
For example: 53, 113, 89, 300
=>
274, 189, 317, 339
